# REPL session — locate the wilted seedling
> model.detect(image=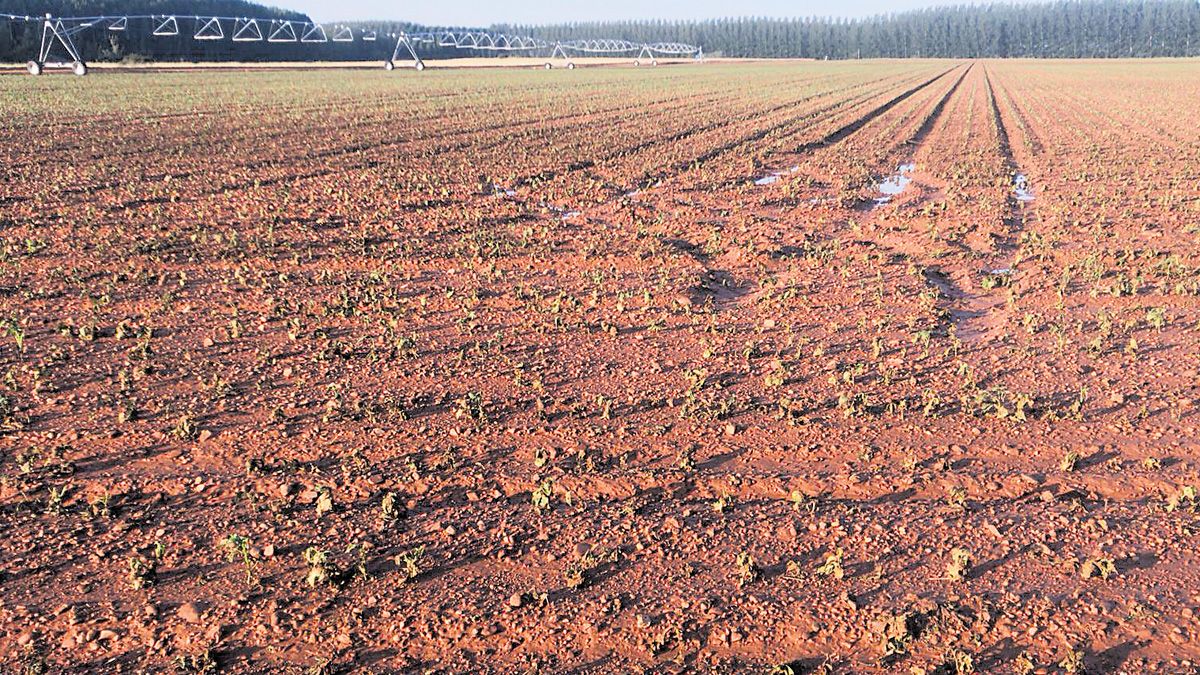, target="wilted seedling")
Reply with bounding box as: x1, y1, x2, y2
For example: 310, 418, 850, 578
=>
676, 446, 695, 471
946, 547, 972, 581
531, 478, 554, 512
456, 391, 487, 422
771, 657, 833, 675
1165, 485, 1196, 513
171, 415, 198, 441
1060, 450, 1080, 472
945, 649, 975, 674
303, 547, 331, 587
565, 547, 619, 589
816, 547, 845, 579
533, 447, 550, 468
88, 491, 111, 519
381, 491, 402, 520
315, 486, 334, 516
735, 551, 761, 586
1059, 647, 1085, 674
711, 493, 733, 514
878, 612, 914, 658
946, 486, 967, 511
128, 555, 157, 590
1068, 386, 1087, 421
396, 545, 426, 582
1079, 556, 1117, 580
